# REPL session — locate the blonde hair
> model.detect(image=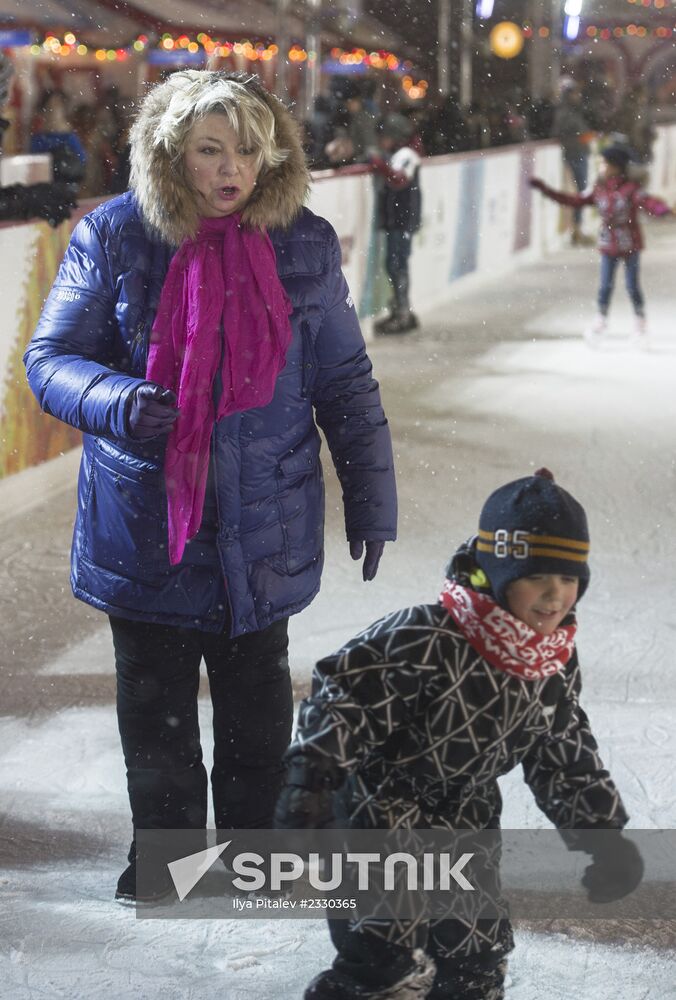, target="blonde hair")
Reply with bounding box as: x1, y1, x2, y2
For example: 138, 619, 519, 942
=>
129, 70, 309, 244
153, 70, 289, 174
